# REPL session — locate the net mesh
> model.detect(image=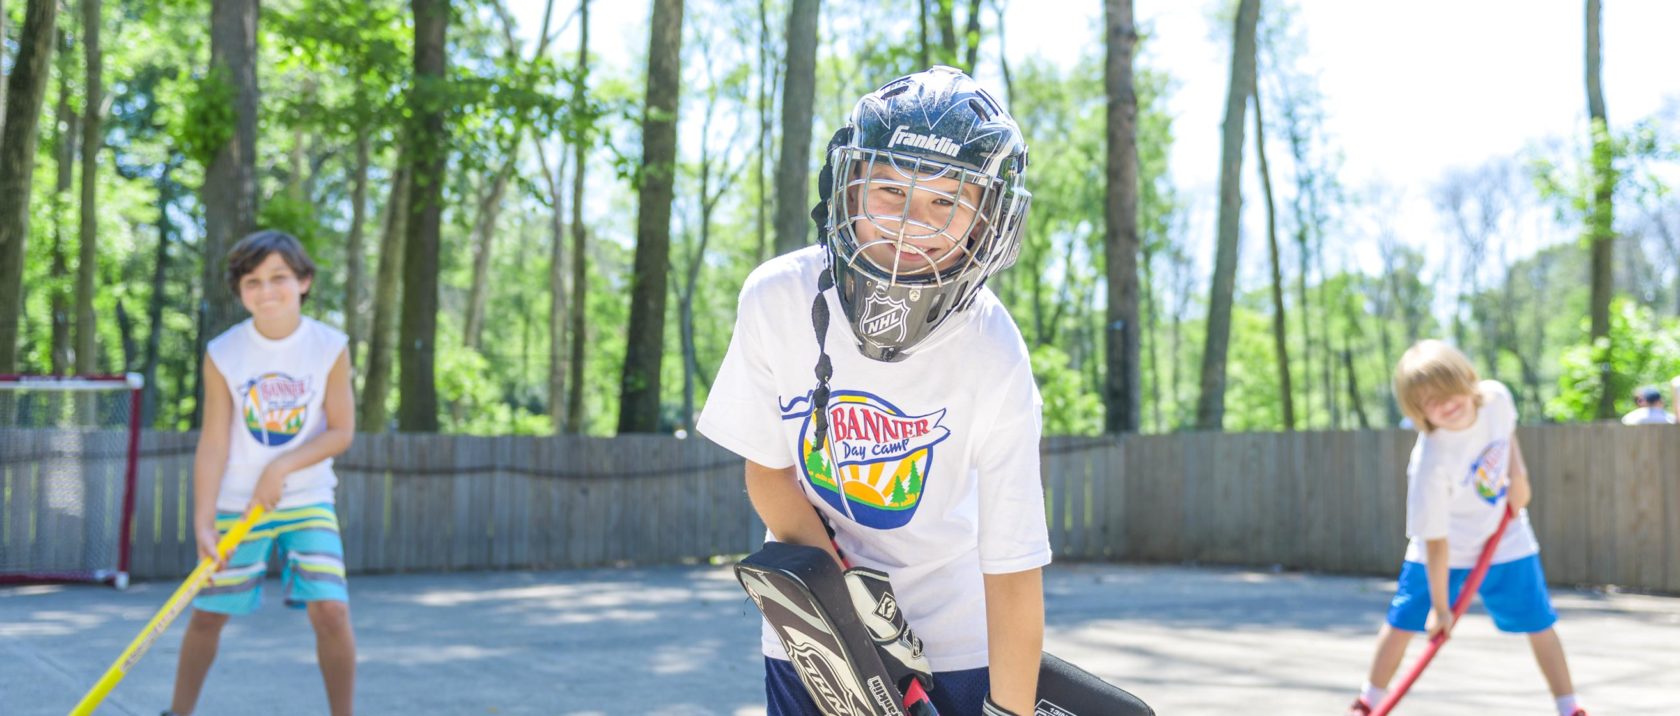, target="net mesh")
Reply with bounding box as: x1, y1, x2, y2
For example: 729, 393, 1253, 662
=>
0, 378, 138, 583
